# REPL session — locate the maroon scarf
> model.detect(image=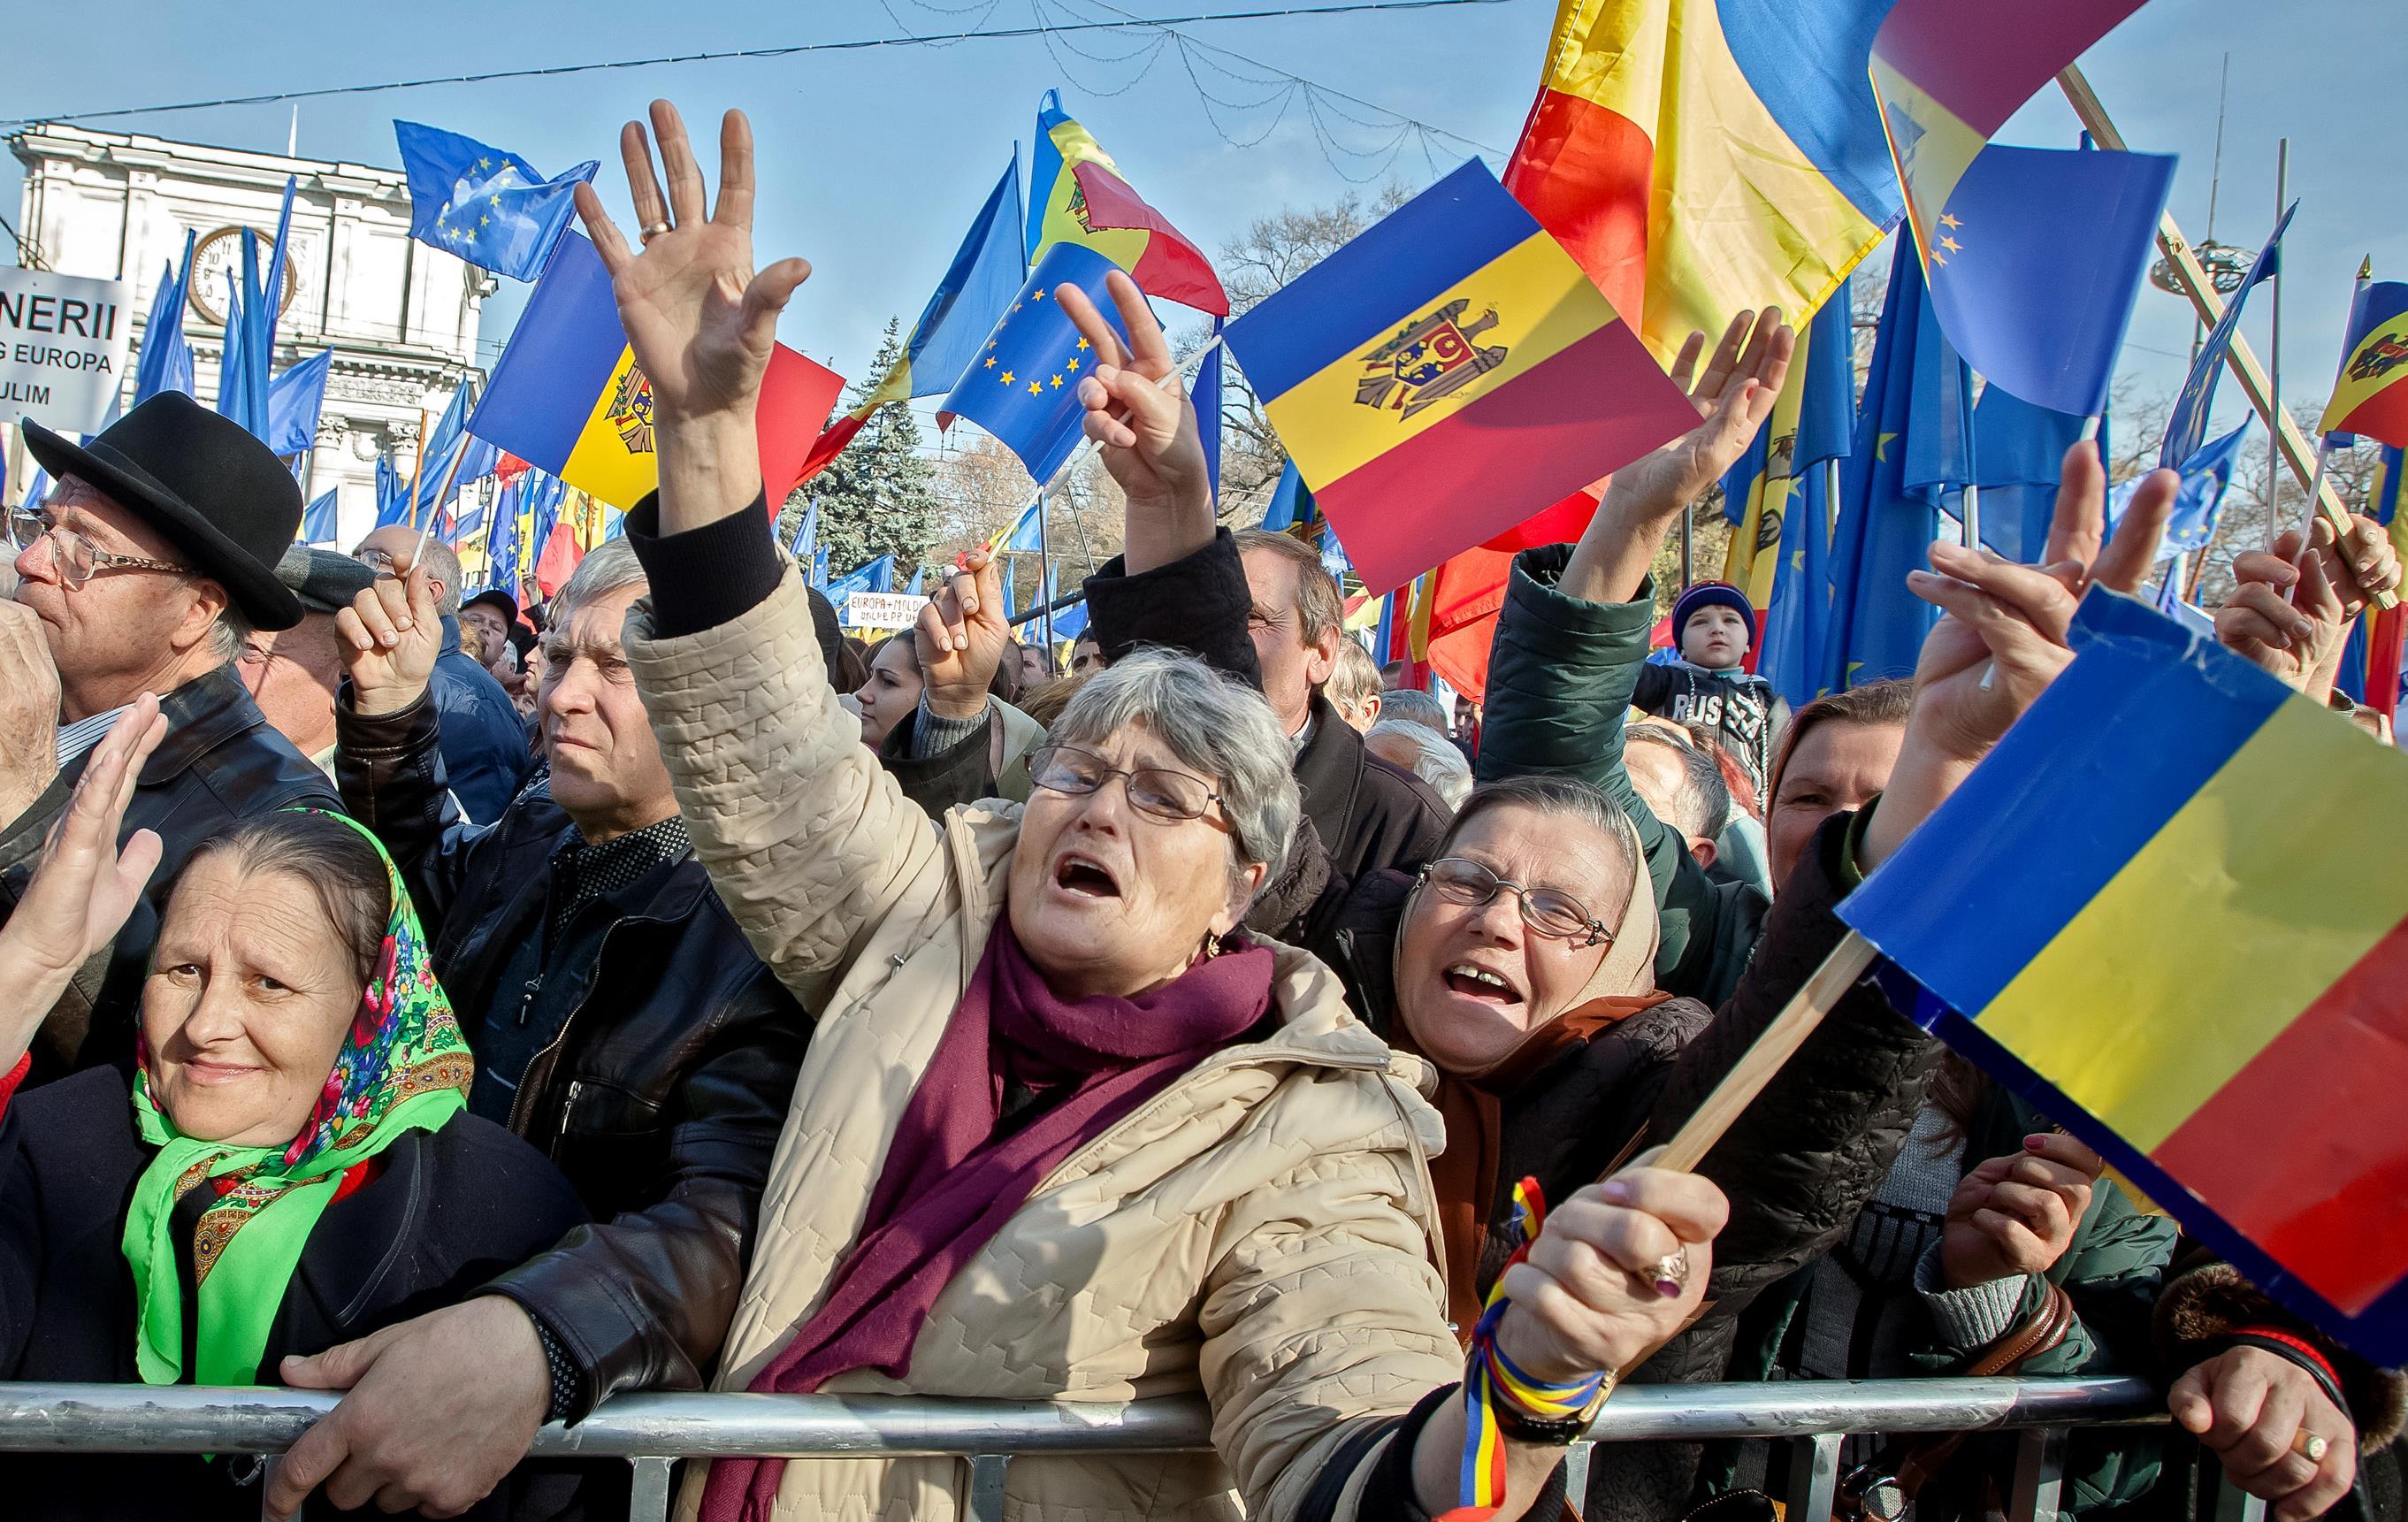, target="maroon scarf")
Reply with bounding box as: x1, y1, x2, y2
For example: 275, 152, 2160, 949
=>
700, 919, 1275, 1522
